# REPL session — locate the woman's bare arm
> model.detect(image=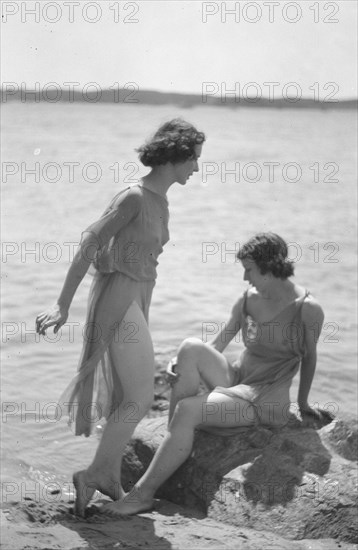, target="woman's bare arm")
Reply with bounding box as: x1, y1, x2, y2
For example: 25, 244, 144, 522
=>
35, 233, 108, 335
36, 189, 142, 335
297, 298, 324, 412
57, 235, 99, 310
208, 296, 243, 353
